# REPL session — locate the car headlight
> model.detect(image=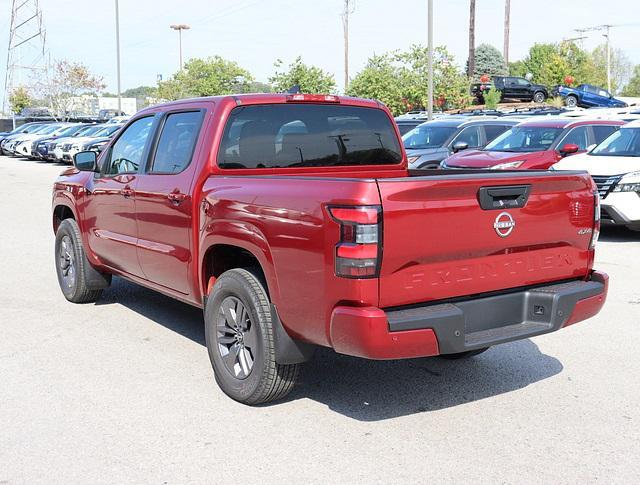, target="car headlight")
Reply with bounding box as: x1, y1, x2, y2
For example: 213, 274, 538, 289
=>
490, 161, 525, 170
613, 171, 640, 193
